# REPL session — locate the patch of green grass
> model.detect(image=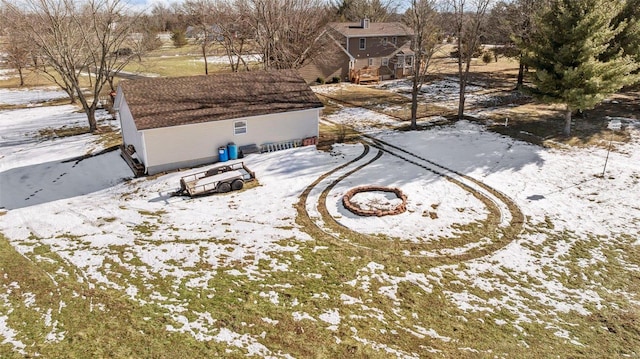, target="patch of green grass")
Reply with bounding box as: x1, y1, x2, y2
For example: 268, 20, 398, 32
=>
132, 210, 165, 236
138, 209, 167, 218
0, 233, 235, 358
